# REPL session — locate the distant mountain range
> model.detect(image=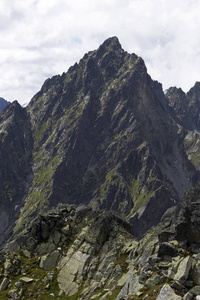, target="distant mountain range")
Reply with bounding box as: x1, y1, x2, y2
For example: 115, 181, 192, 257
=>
1, 37, 200, 299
